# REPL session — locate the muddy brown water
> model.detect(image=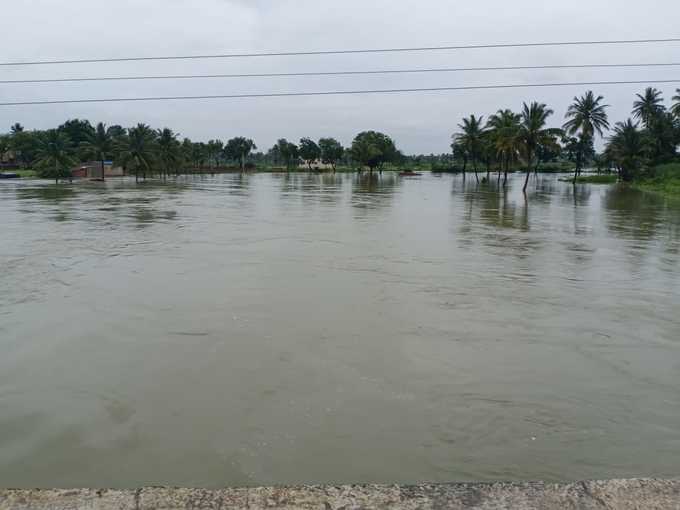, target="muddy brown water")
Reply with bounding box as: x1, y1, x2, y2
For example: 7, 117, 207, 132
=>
1, 172, 679, 488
